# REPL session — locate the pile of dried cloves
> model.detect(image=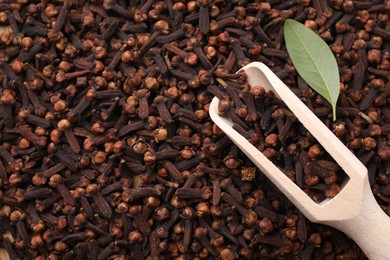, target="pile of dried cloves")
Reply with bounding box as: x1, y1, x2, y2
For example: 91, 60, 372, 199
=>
0, 0, 389, 259
216, 82, 348, 202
